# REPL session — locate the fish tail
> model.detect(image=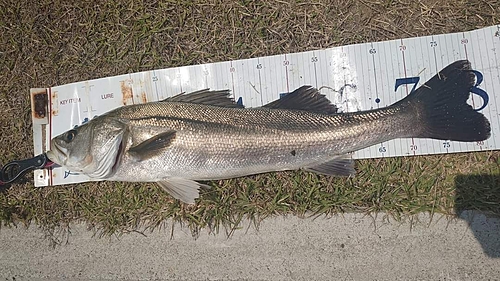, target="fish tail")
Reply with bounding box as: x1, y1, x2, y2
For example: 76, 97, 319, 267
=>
393, 60, 490, 142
